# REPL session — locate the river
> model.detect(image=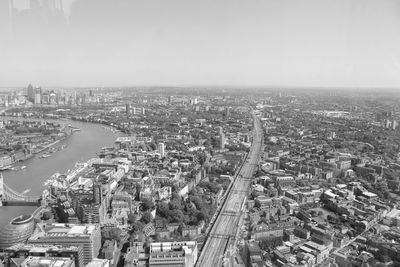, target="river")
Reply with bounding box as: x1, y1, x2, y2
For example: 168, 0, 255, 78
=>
0, 118, 121, 228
